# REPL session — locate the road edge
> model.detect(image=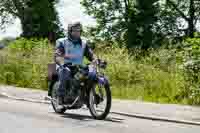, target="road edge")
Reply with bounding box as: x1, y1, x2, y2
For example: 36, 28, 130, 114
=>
0, 92, 50, 104
1, 92, 200, 126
